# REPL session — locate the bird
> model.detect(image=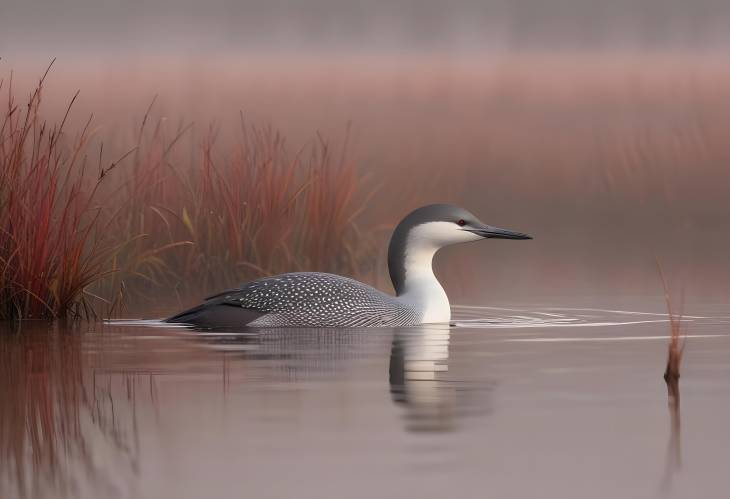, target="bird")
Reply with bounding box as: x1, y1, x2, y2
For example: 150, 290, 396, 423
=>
165, 204, 531, 328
